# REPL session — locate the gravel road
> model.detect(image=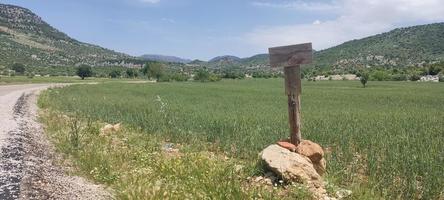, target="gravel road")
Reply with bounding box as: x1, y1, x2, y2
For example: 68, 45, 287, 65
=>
0, 84, 112, 200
